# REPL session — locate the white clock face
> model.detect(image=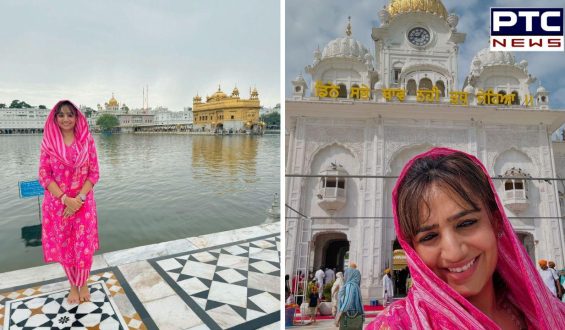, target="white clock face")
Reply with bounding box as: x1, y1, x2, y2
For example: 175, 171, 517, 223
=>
408, 27, 430, 47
